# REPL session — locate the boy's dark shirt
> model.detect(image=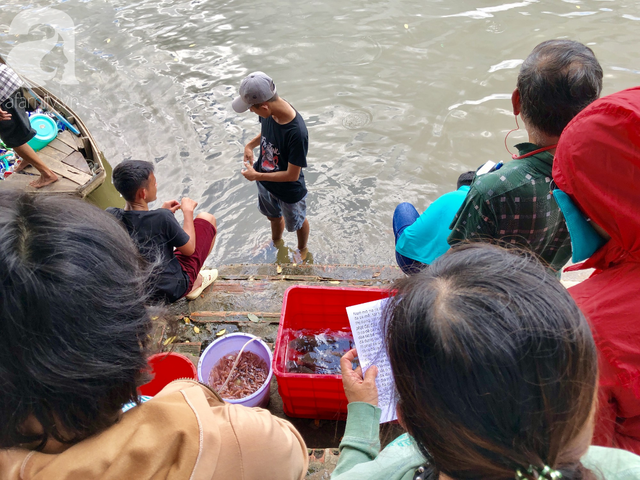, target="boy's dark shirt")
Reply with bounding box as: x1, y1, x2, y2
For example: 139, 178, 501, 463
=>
107, 207, 190, 301
254, 111, 308, 204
